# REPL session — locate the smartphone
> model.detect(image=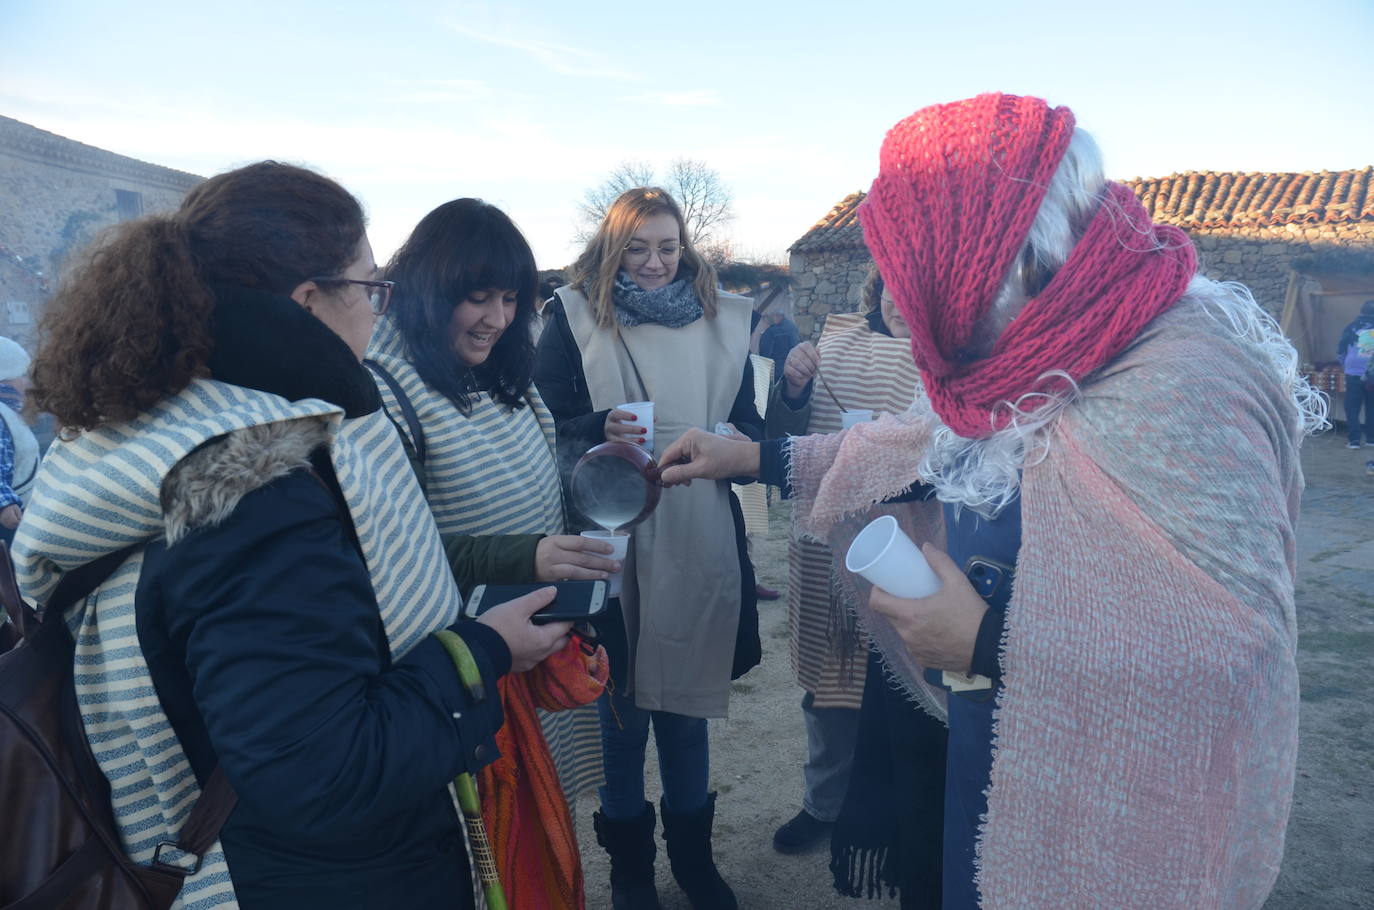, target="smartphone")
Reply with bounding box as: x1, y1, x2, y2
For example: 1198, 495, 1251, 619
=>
462, 580, 607, 625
